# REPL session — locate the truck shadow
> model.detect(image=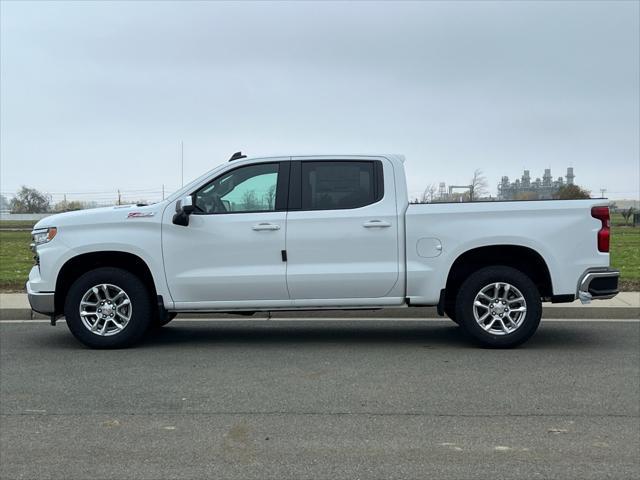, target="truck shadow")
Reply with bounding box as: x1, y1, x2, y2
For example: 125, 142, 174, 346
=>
143, 322, 467, 347
138, 320, 607, 350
